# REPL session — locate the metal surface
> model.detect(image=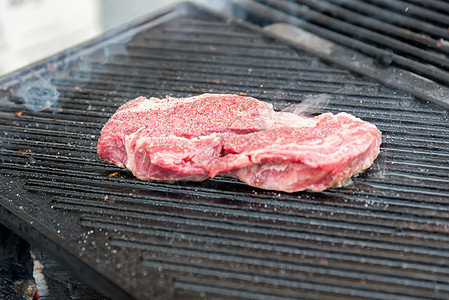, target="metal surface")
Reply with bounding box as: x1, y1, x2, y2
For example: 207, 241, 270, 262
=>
1, 2, 449, 299
233, 0, 449, 108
